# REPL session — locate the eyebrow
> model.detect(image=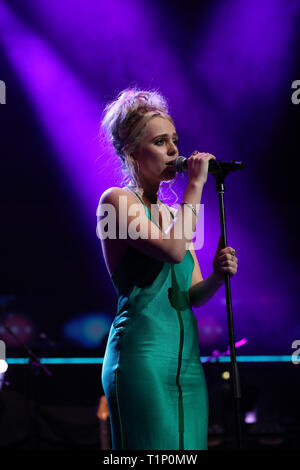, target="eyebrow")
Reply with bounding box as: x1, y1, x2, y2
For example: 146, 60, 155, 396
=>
152, 132, 179, 140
